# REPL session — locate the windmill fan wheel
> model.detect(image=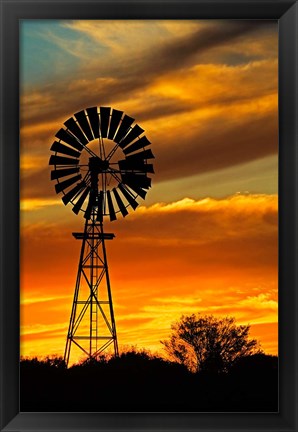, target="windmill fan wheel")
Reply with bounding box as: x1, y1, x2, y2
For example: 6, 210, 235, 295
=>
49, 106, 154, 221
